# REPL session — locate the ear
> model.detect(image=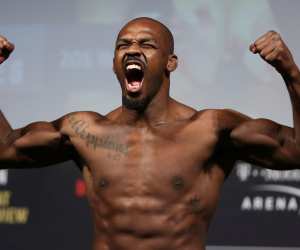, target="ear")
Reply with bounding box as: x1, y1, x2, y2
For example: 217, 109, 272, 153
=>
167, 54, 178, 72
113, 57, 116, 74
